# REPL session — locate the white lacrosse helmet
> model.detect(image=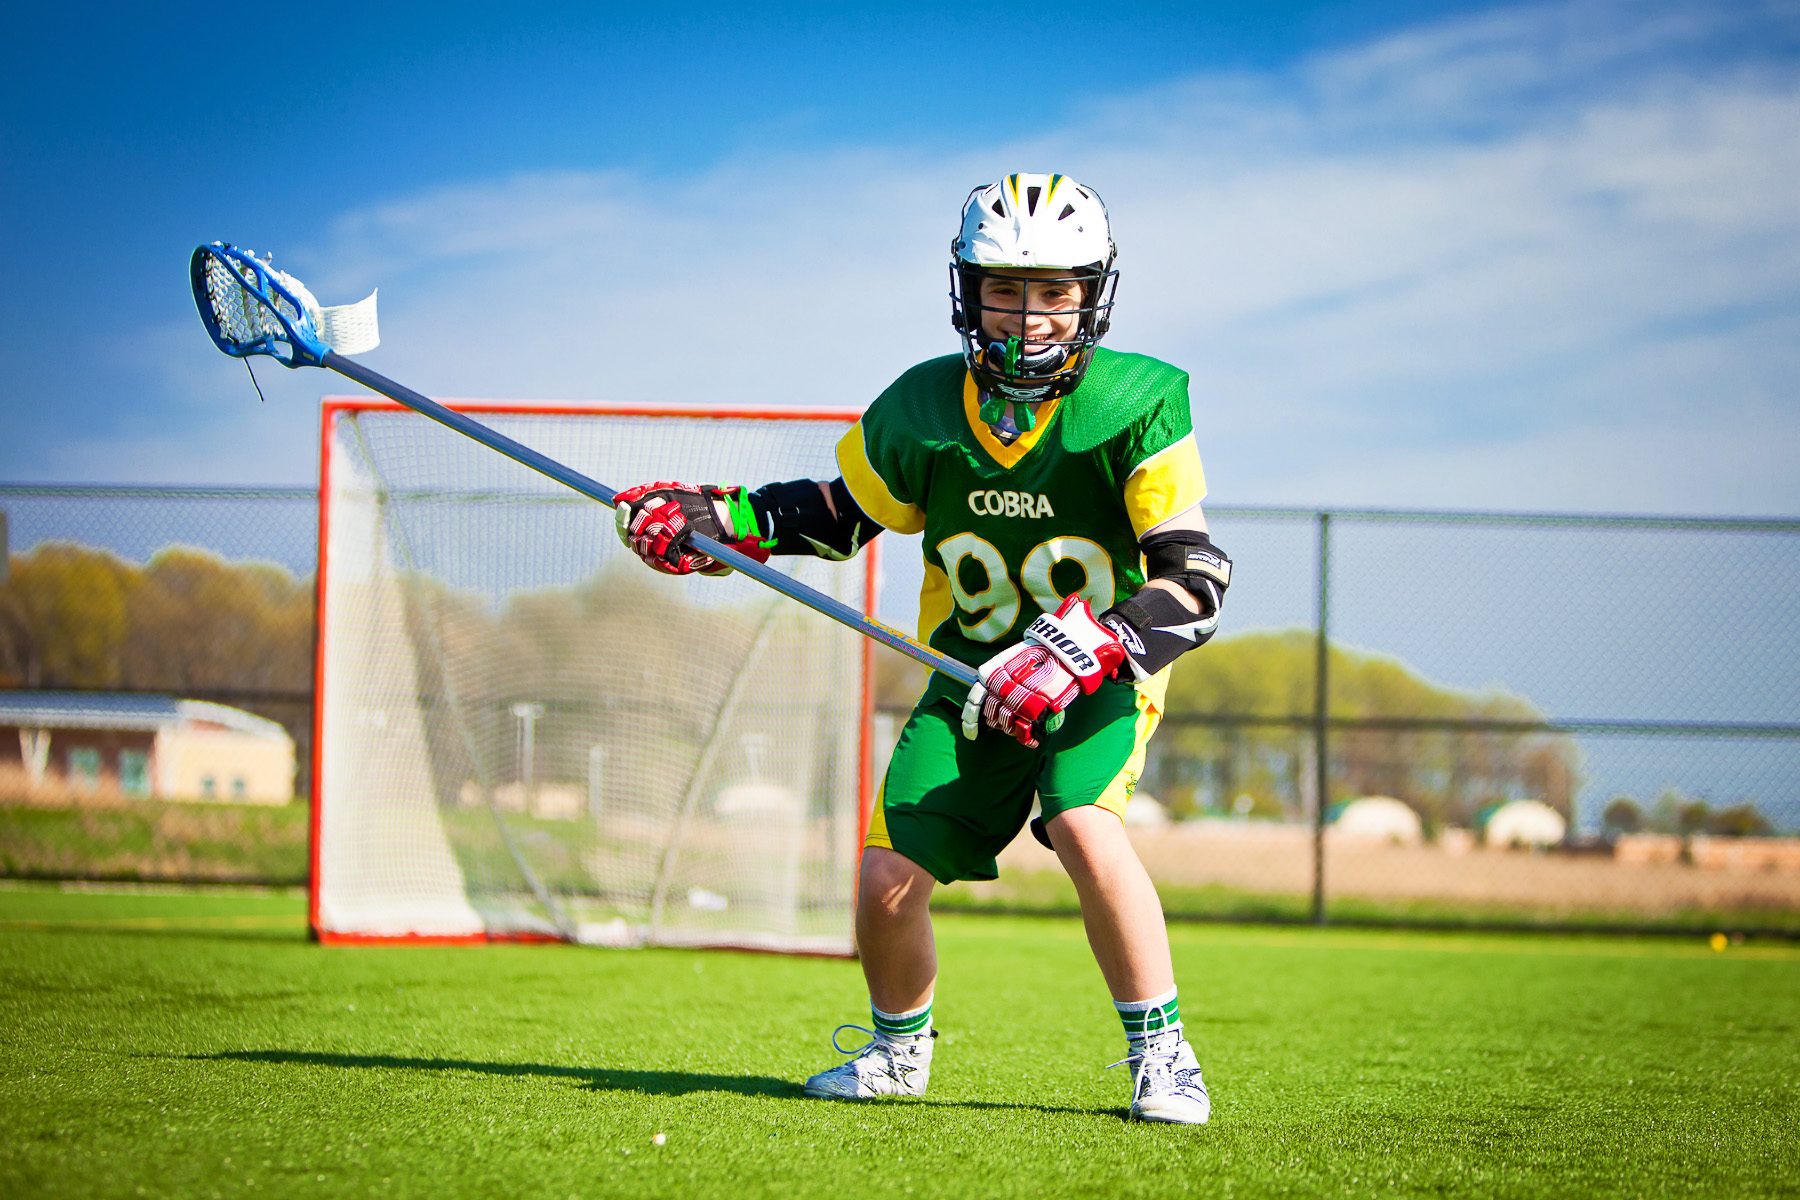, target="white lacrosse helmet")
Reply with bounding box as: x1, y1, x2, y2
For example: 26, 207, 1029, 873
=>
950, 173, 1118, 409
